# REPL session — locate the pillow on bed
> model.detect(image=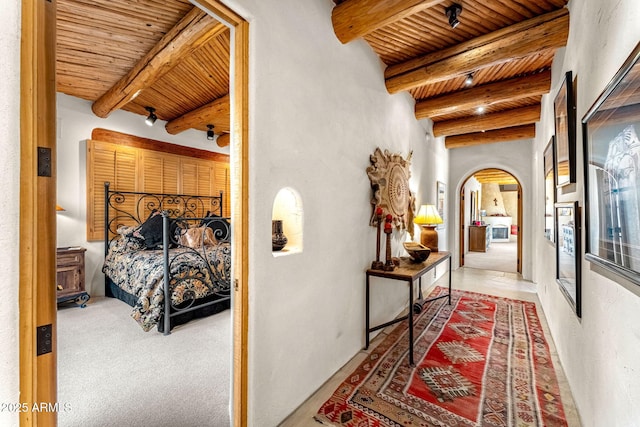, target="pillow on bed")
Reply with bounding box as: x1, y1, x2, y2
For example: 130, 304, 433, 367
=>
200, 212, 231, 241
177, 225, 217, 249
109, 227, 145, 254
135, 210, 165, 249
